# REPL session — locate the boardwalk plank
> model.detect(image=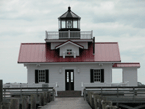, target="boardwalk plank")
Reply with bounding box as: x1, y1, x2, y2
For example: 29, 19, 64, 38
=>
41, 97, 92, 109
